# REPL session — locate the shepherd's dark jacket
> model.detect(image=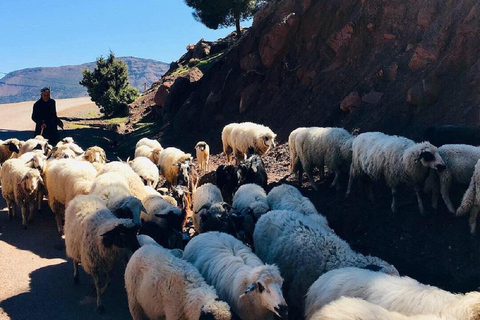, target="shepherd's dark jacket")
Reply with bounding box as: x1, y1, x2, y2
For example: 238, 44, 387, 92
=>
31, 98, 62, 145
